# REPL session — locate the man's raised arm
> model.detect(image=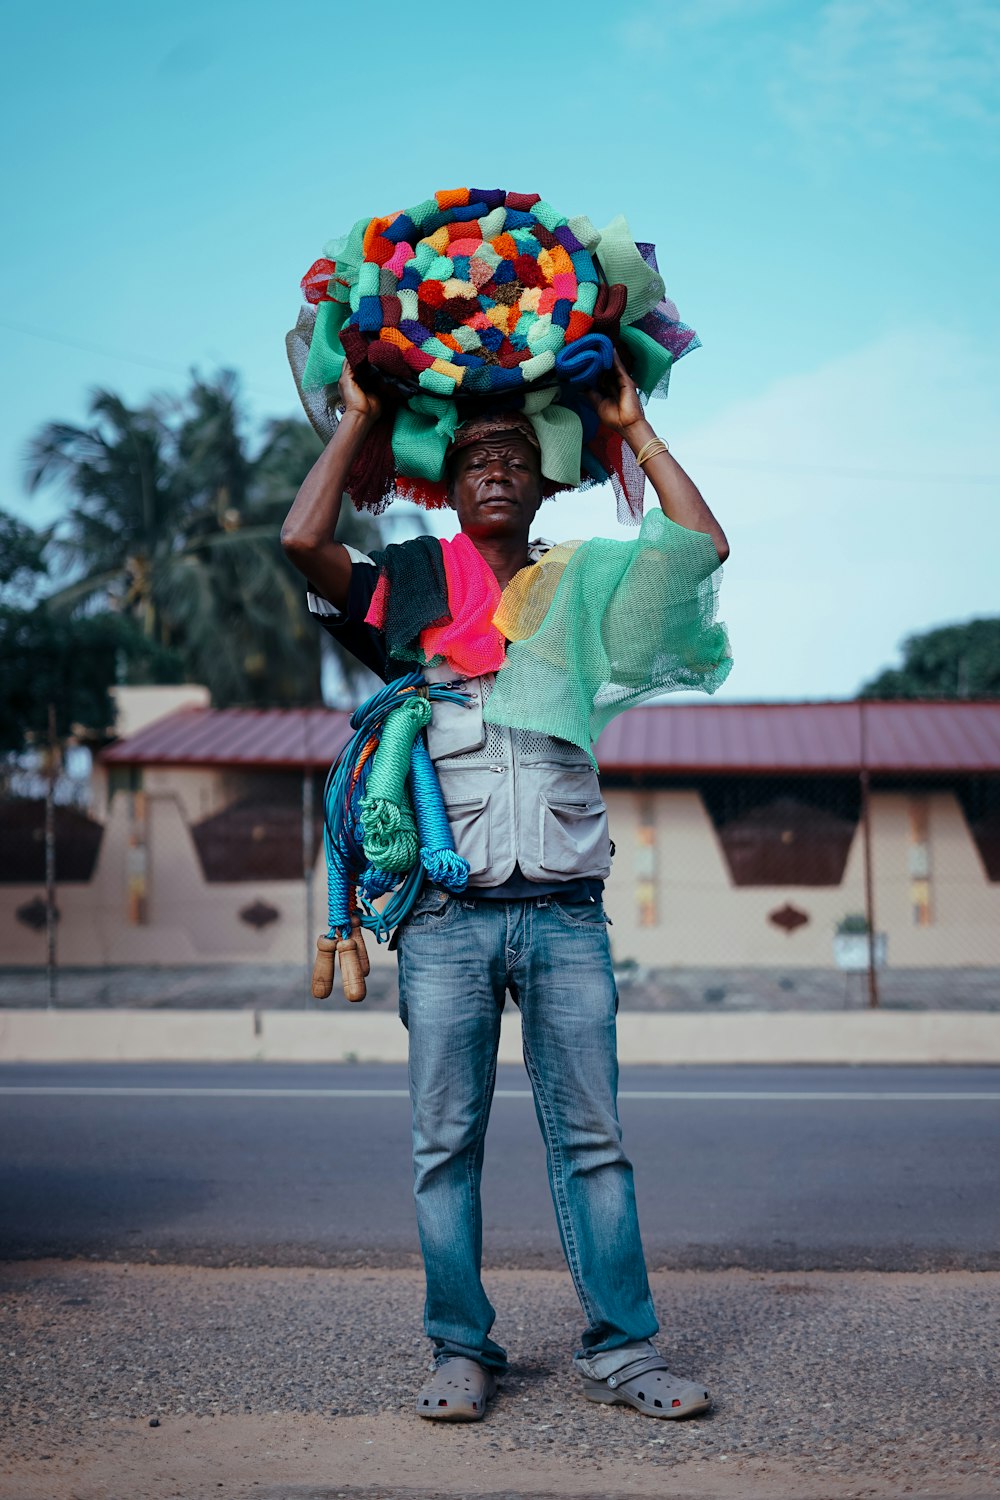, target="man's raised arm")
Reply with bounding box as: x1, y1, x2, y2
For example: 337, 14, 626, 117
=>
590, 352, 729, 563
280, 369, 381, 610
